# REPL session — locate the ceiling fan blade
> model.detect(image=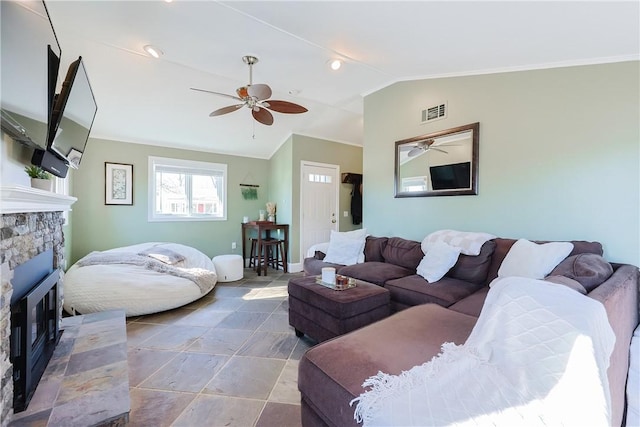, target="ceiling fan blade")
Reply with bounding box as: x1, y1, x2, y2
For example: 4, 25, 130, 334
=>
252, 107, 274, 126
263, 100, 308, 114
190, 87, 243, 101
248, 84, 272, 101
209, 104, 244, 117
407, 147, 423, 157
431, 147, 449, 154
236, 86, 249, 99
